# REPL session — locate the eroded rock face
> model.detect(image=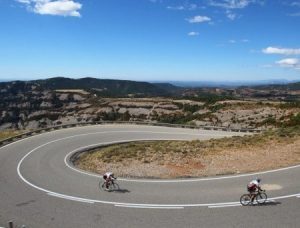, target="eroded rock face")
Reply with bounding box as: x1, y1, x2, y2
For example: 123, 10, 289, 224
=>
0, 80, 299, 130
